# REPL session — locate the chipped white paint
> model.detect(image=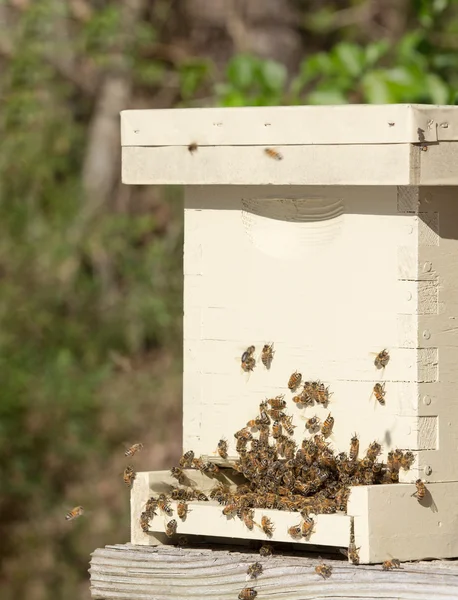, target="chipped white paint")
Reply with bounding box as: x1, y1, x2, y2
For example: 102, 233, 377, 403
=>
123, 105, 458, 563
